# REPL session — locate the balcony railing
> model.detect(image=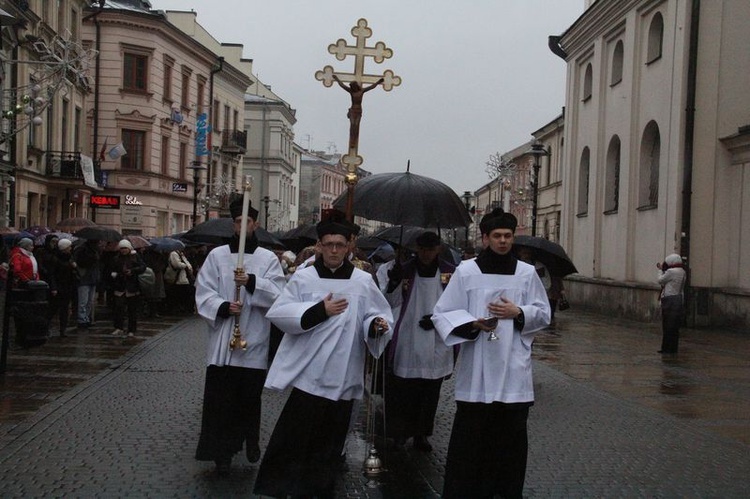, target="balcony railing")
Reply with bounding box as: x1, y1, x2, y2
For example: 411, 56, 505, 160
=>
46, 151, 83, 180
221, 129, 247, 154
